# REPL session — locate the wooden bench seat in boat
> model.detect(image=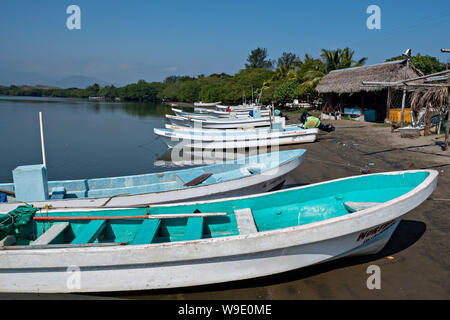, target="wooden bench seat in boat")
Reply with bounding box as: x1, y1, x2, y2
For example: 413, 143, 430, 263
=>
234, 208, 258, 235
131, 219, 161, 245
343, 201, 381, 213
71, 220, 107, 244
182, 217, 204, 241
33, 222, 69, 245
